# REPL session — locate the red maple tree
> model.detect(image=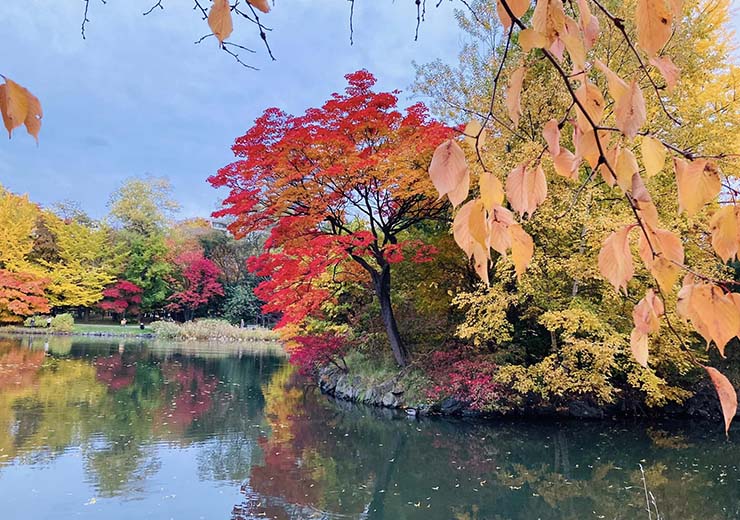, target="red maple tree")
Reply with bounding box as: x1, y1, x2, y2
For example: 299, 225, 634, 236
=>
210, 70, 453, 366
166, 250, 224, 320
0, 269, 50, 324
98, 279, 143, 318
